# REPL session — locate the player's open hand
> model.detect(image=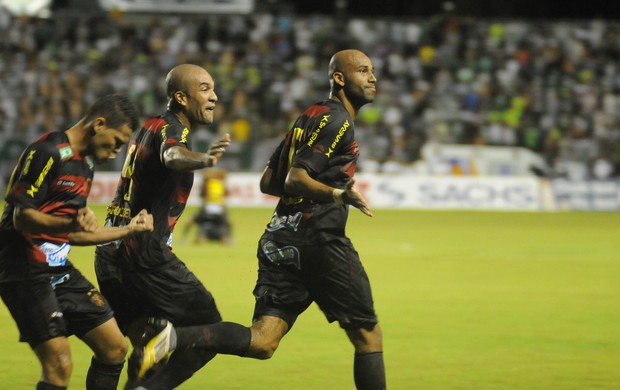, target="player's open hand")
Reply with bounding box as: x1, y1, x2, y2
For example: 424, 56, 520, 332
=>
341, 179, 373, 217
128, 209, 154, 234
206, 133, 231, 167
76, 207, 98, 232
